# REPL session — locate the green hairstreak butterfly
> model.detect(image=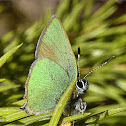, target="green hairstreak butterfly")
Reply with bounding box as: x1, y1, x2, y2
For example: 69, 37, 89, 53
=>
22, 15, 114, 115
